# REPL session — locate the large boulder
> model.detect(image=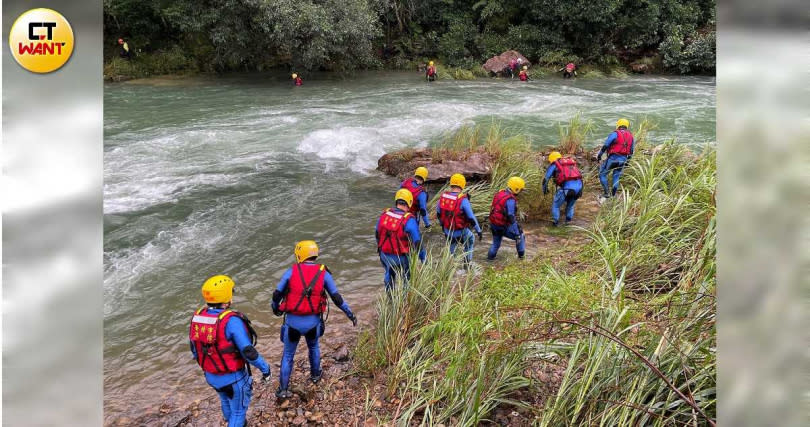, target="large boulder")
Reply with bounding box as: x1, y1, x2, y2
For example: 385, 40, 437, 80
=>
377, 148, 494, 182
483, 50, 531, 75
